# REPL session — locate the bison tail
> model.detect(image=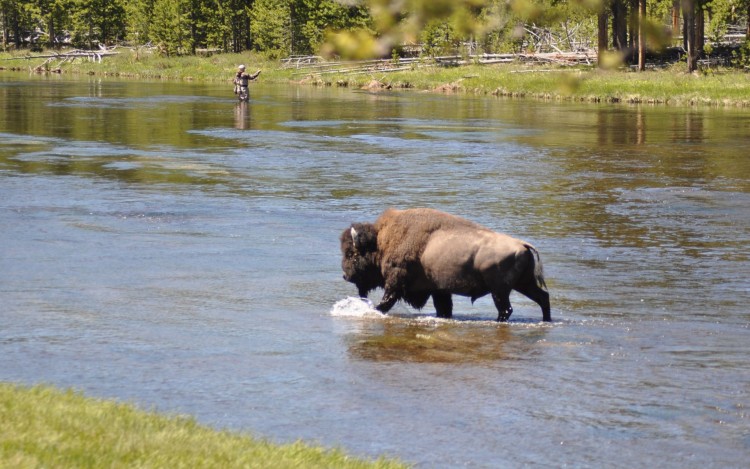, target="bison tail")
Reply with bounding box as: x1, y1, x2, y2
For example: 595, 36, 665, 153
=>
526, 245, 547, 291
